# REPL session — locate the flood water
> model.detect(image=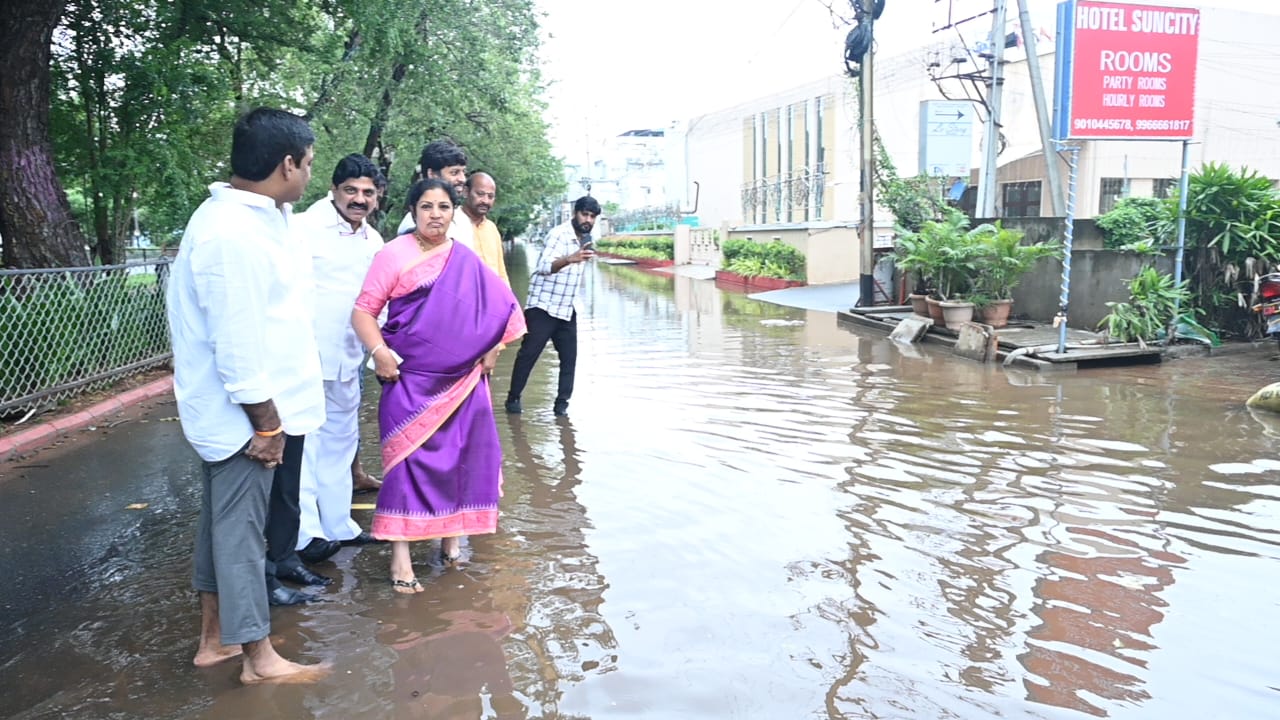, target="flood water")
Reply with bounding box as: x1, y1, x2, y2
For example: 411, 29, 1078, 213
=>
3, 243, 1280, 719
